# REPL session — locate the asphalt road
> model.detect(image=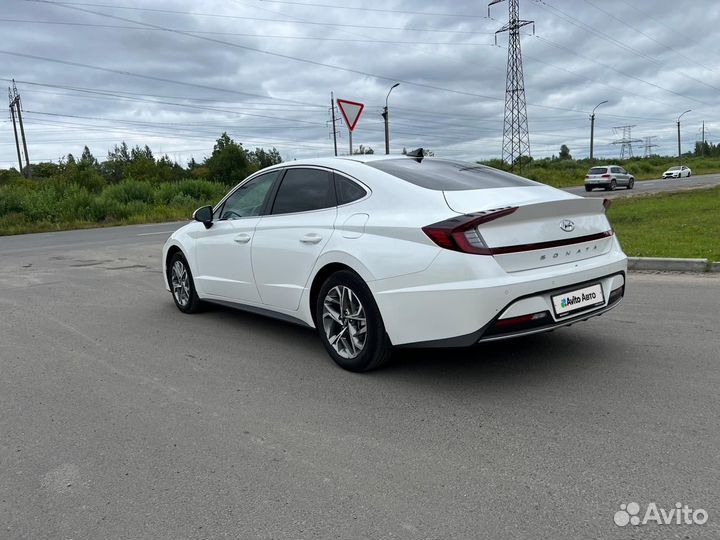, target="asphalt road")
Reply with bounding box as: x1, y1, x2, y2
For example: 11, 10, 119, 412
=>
1, 227, 719, 539
564, 171, 720, 198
